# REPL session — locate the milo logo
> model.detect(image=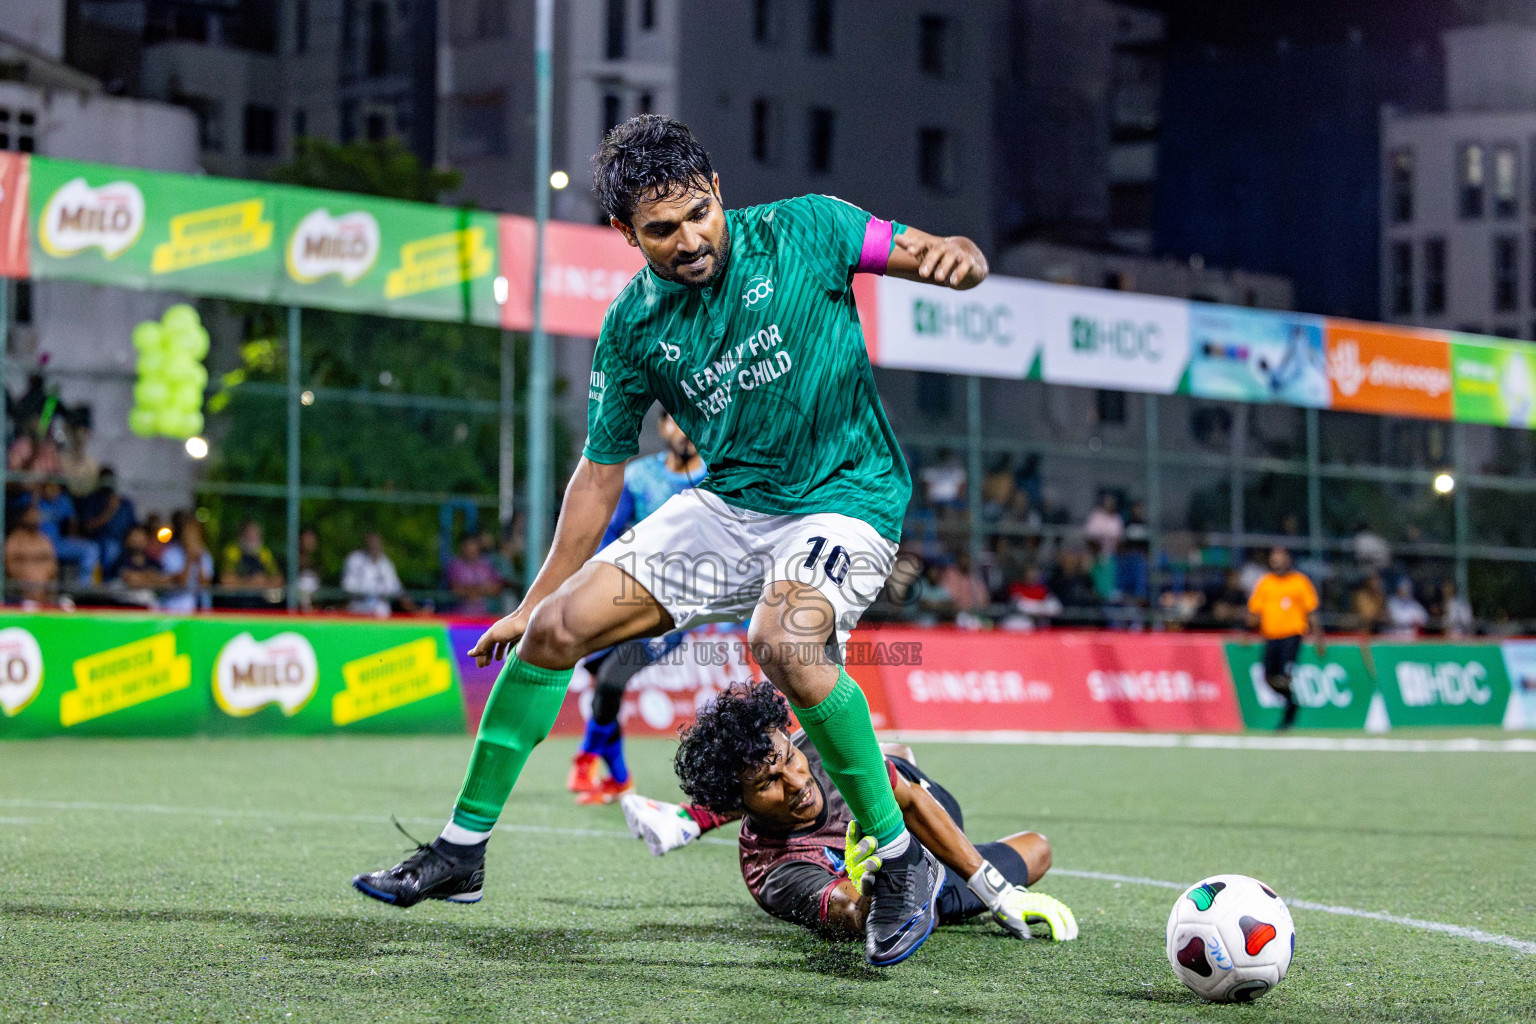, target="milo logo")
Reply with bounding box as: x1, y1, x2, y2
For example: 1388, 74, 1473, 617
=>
213, 632, 319, 717
39, 177, 146, 259
286, 208, 381, 284
0, 627, 44, 717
